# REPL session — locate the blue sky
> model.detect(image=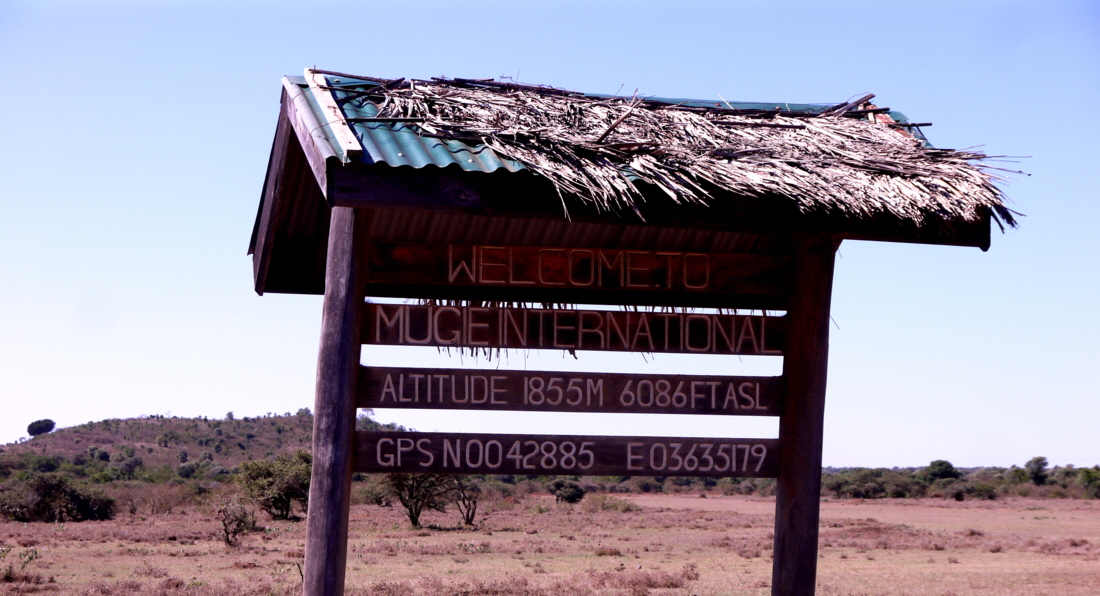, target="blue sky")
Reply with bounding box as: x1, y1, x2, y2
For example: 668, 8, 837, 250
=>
1, 1, 1097, 468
